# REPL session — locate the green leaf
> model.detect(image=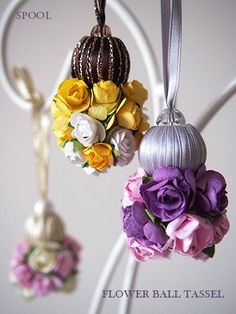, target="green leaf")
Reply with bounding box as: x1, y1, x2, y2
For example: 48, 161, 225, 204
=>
82, 162, 89, 168
73, 140, 83, 152
202, 245, 215, 258
145, 209, 156, 223
114, 149, 120, 158
142, 176, 152, 184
